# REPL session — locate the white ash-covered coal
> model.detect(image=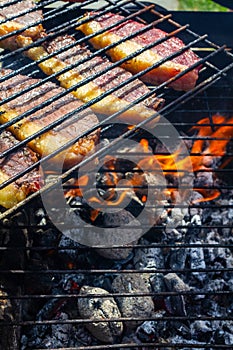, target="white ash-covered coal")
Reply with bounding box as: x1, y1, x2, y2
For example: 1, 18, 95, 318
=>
1, 115, 233, 350
10, 184, 232, 349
